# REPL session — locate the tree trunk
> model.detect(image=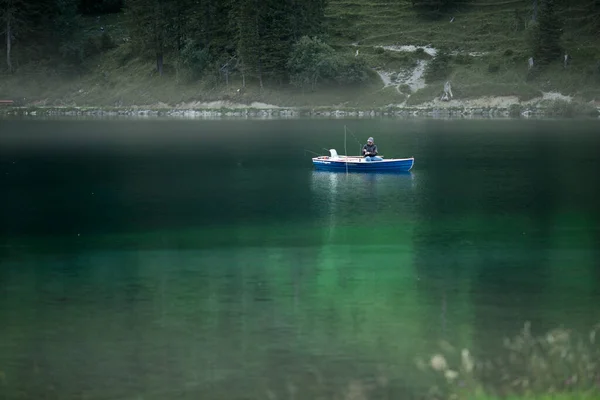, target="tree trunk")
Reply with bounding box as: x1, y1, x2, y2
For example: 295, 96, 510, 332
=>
532, 0, 538, 21
156, 52, 163, 76
177, 8, 182, 52
203, 3, 211, 46
255, 17, 263, 89
6, 19, 12, 73
153, 1, 164, 76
